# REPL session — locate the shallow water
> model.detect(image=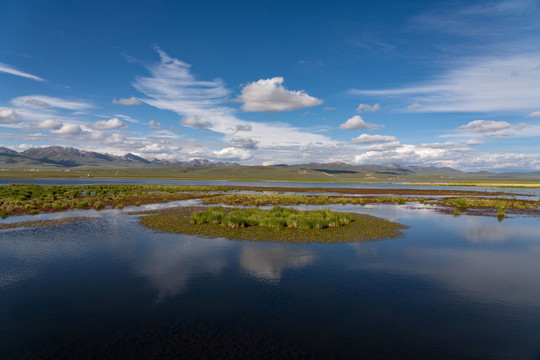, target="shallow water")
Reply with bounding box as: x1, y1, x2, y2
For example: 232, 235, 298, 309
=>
1, 198, 540, 358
